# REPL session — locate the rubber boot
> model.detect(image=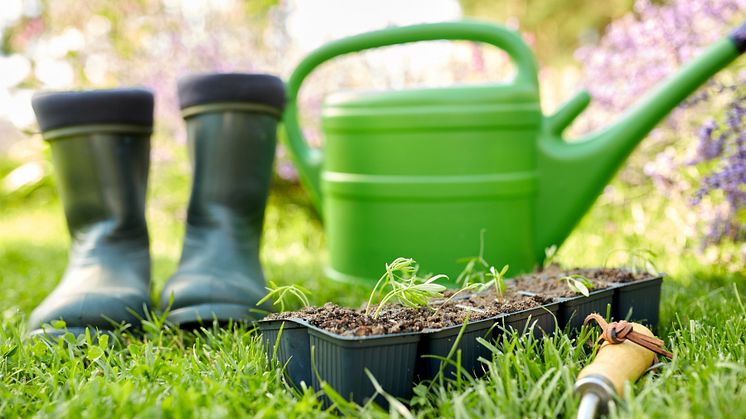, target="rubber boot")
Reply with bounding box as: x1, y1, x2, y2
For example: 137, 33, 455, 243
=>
27, 88, 153, 337
160, 73, 285, 326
